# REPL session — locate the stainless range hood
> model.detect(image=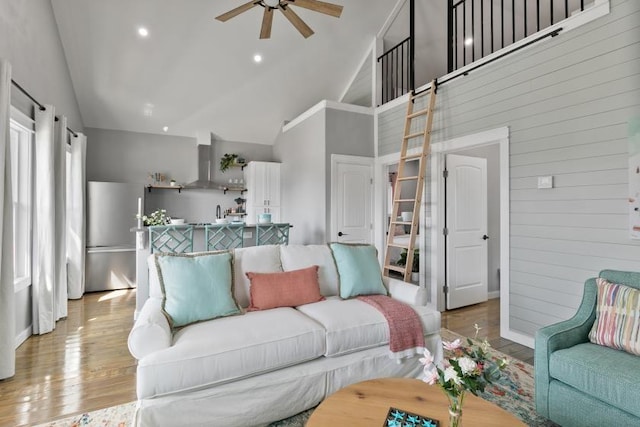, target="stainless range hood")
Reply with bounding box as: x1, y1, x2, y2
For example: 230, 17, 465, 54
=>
184, 145, 217, 189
